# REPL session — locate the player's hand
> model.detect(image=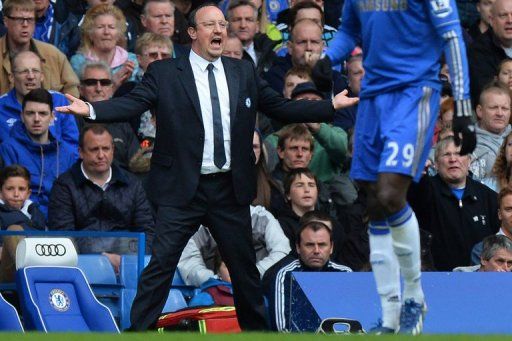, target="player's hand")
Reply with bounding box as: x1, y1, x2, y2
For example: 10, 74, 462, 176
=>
452, 99, 476, 155
312, 56, 333, 93
332, 89, 359, 110
55, 94, 90, 117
